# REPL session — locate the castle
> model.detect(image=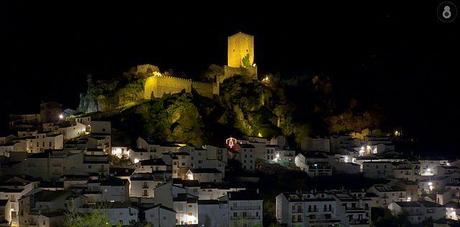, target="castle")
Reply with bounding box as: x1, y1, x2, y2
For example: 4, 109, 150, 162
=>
143, 32, 258, 99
